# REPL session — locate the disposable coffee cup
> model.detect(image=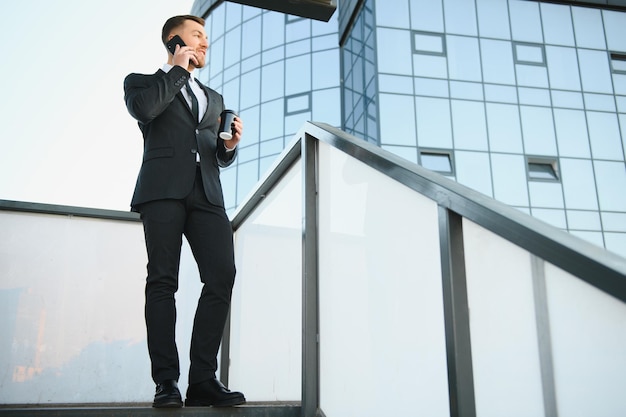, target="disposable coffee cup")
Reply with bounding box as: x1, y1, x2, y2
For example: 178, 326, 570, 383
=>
219, 110, 237, 140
